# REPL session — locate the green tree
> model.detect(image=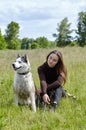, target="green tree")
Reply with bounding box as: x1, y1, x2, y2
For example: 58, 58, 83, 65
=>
0, 29, 7, 49
21, 37, 29, 49
53, 17, 73, 46
76, 11, 86, 46
21, 38, 35, 49
31, 42, 39, 49
36, 37, 50, 48
5, 21, 20, 49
